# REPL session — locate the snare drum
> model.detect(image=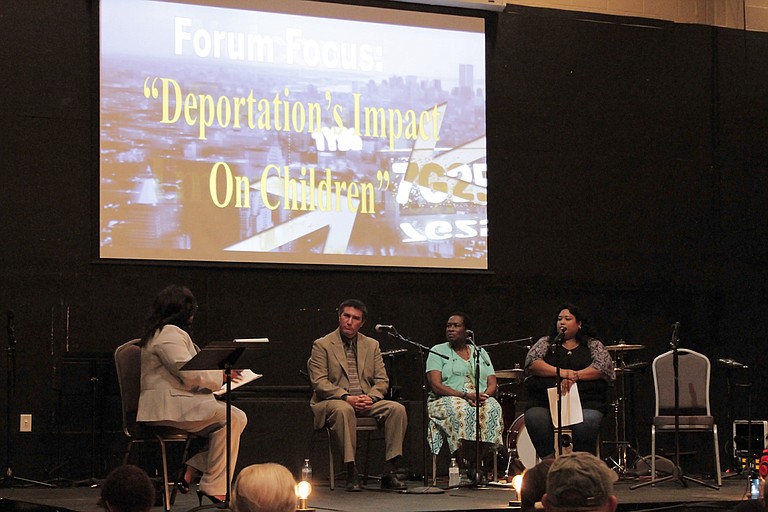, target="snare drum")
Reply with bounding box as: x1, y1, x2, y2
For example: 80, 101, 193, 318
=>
506, 414, 539, 471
